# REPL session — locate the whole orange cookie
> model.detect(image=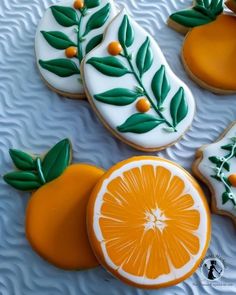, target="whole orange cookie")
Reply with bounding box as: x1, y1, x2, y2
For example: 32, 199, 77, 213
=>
4, 139, 104, 269
87, 156, 211, 289
168, 0, 236, 94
